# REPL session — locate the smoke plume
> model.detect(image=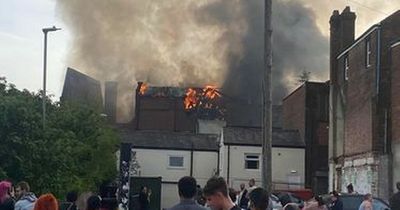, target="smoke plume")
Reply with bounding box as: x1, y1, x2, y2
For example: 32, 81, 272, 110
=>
56, 0, 329, 122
